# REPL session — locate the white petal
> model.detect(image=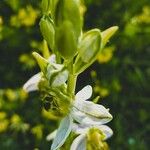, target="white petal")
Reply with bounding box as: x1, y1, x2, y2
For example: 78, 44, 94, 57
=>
74, 100, 112, 122
75, 85, 92, 101
71, 106, 112, 125
96, 125, 113, 140
46, 130, 57, 141
70, 134, 86, 150
23, 73, 41, 92
52, 70, 68, 87
72, 123, 89, 134
48, 54, 56, 63
51, 115, 73, 150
